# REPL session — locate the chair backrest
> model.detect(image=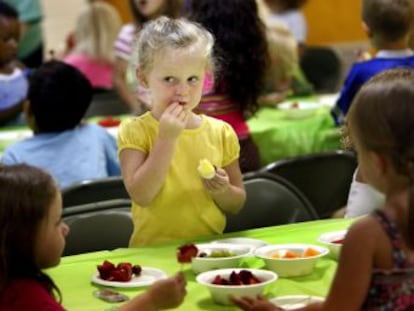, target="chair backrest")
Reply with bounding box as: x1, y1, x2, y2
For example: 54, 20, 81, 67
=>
62, 176, 130, 208
224, 172, 318, 233
85, 89, 130, 118
63, 202, 133, 256
261, 150, 357, 219
300, 46, 342, 93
